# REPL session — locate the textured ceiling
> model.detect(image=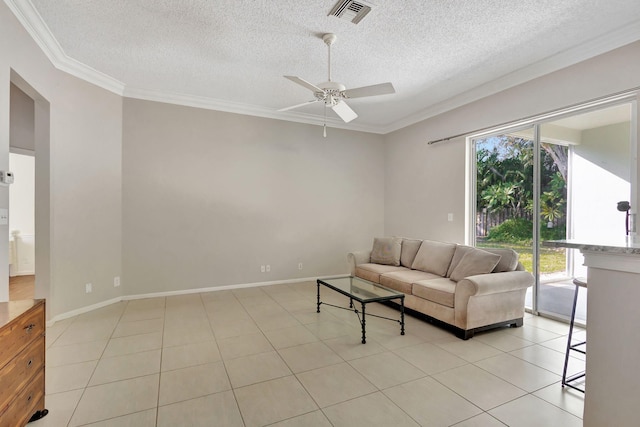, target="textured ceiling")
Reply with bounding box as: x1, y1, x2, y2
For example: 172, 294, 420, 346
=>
13, 0, 640, 133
